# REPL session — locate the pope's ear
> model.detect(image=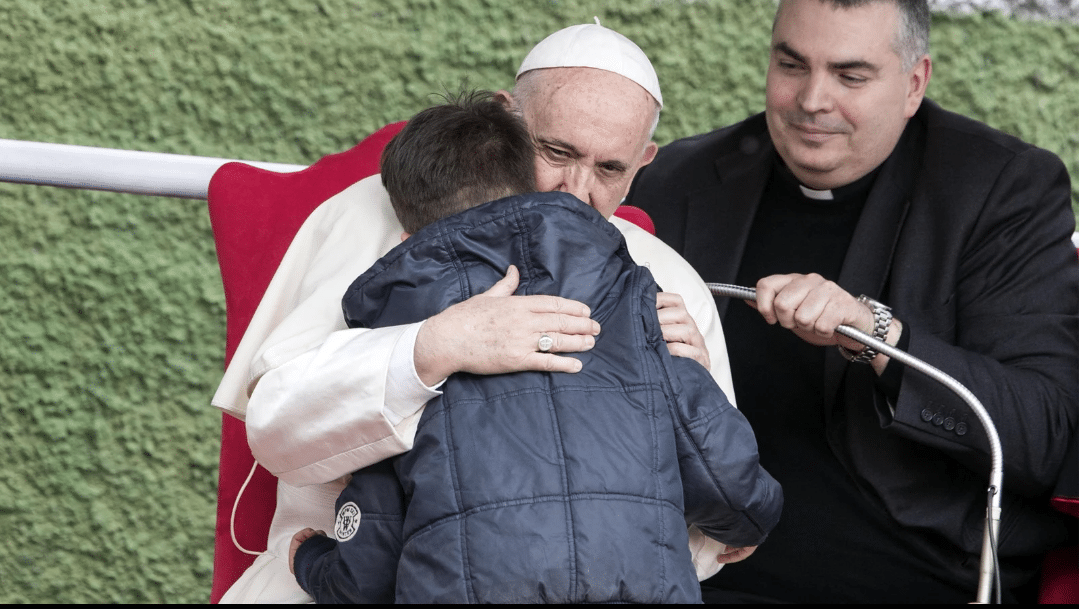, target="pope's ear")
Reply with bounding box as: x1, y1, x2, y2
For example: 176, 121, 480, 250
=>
621, 142, 659, 201
400, 231, 411, 242
640, 141, 658, 168
494, 90, 515, 112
